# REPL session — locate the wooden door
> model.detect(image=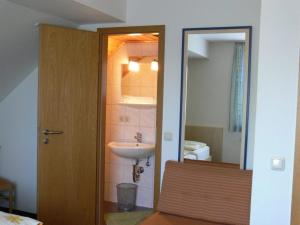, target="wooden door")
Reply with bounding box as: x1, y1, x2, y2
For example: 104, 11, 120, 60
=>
38, 25, 99, 225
